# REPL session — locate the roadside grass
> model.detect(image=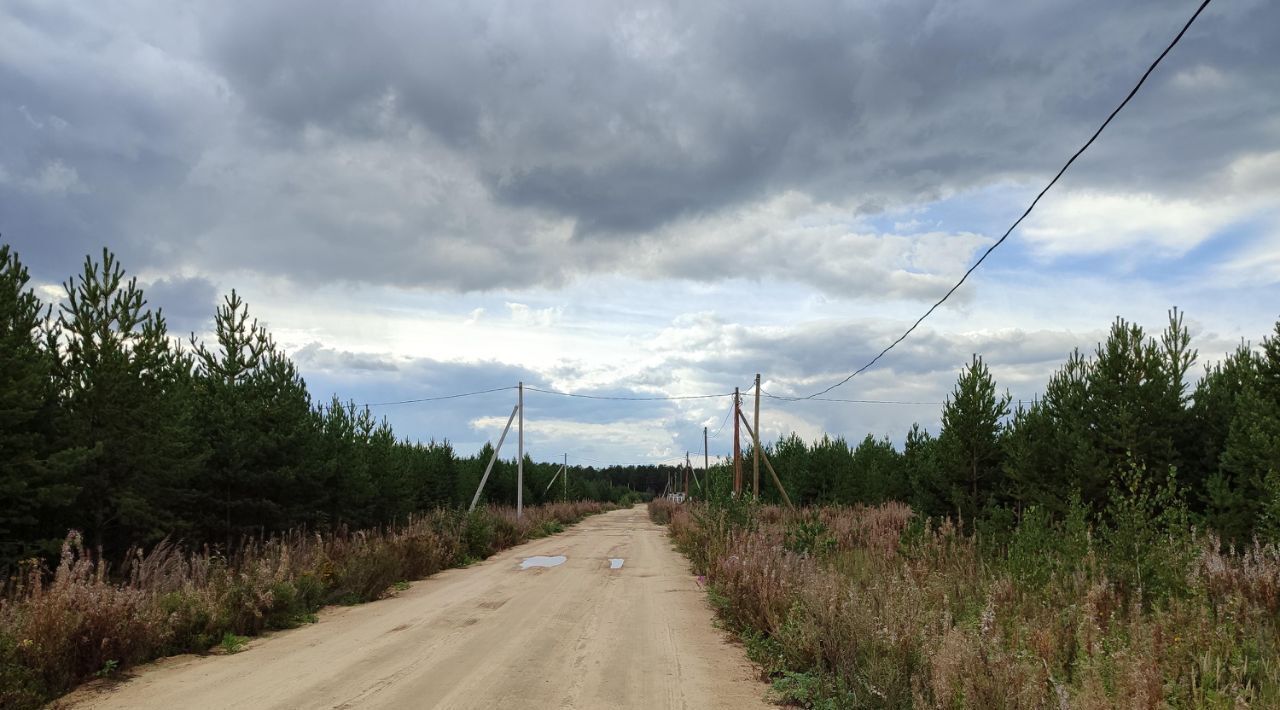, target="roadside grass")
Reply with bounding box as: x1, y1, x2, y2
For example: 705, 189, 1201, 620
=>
651, 498, 1280, 709
0, 501, 613, 710
218, 632, 248, 654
